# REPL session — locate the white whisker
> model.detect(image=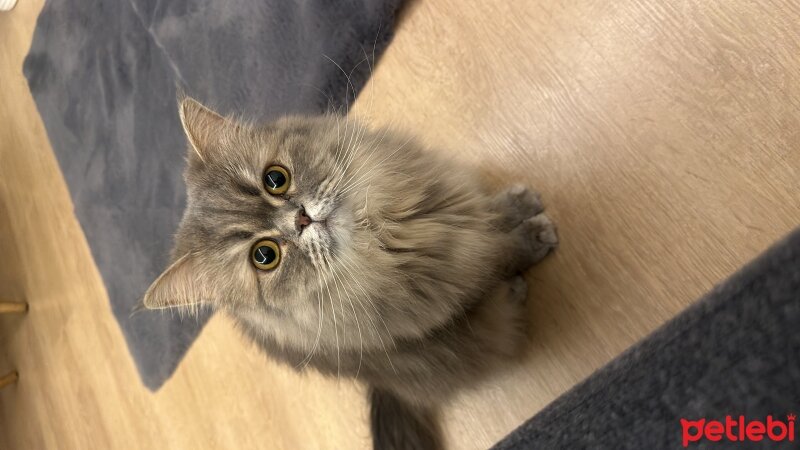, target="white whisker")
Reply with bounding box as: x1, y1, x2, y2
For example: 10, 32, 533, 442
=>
327, 255, 364, 378
318, 252, 340, 380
